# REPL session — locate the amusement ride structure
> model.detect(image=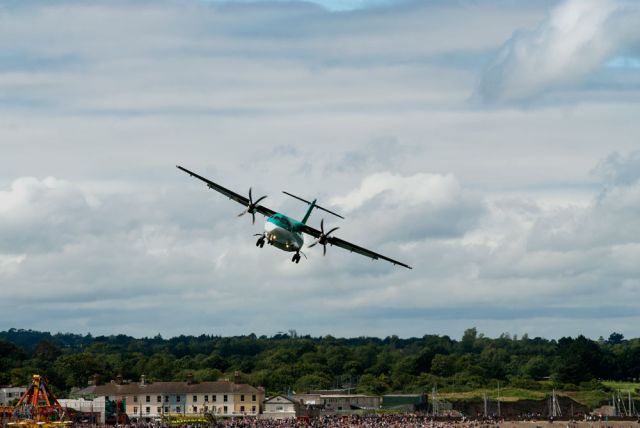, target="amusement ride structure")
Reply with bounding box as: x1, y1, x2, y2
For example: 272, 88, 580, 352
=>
0, 375, 71, 428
